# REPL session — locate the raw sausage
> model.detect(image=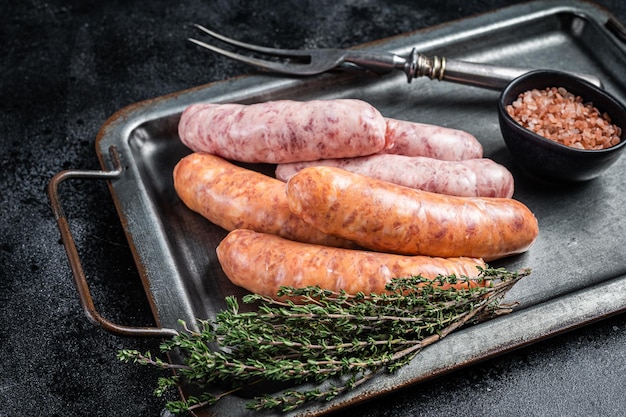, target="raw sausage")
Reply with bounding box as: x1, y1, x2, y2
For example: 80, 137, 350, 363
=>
217, 229, 486, 298
275, 154, 514, 198
177, 99, 388, 163
286, 166, 538, 260
383, 118, 483, 160
173, 153, 355, 248
216, 229, 487, 298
